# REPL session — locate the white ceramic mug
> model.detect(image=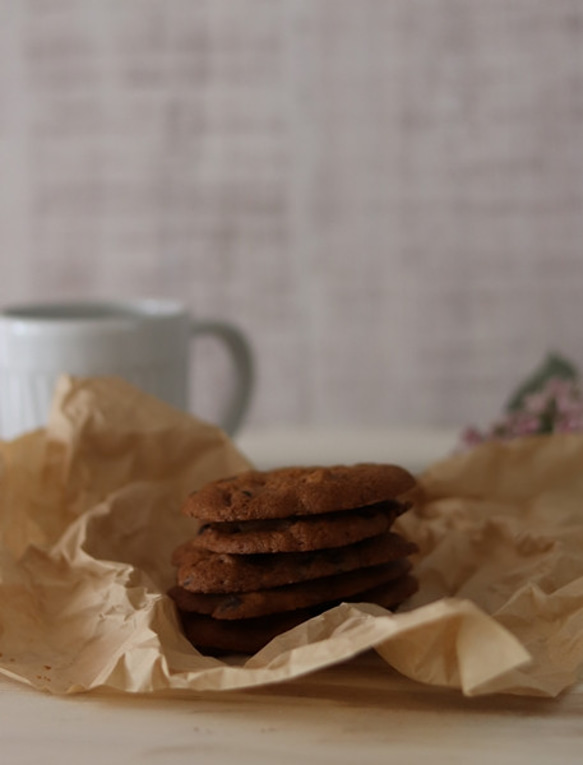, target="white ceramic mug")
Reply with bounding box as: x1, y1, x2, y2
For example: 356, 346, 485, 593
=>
0, 299, 254, 440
